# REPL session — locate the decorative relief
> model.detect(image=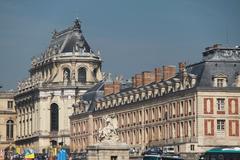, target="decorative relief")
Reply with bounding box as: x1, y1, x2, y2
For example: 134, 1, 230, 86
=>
98, 114, 119, 143
204, 49, 240, 61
